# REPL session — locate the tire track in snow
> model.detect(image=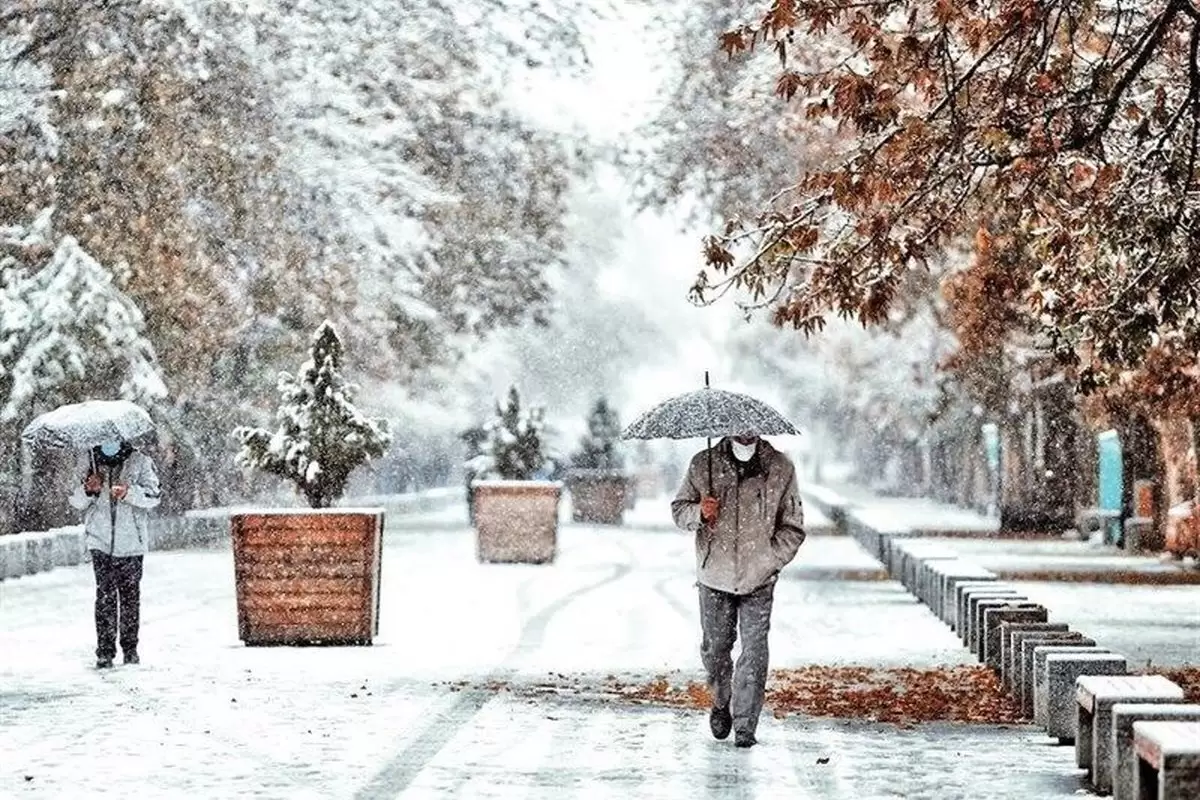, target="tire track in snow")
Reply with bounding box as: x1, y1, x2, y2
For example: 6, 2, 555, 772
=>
353, 541, 636, 800
653, 573, 696, 623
